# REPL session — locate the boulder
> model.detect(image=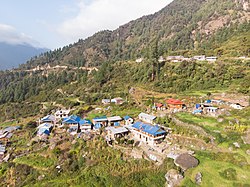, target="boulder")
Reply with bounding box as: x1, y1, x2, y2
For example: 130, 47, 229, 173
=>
165, 169, 184, 187
195, 172, 202, 185
174, 153, 199, 171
